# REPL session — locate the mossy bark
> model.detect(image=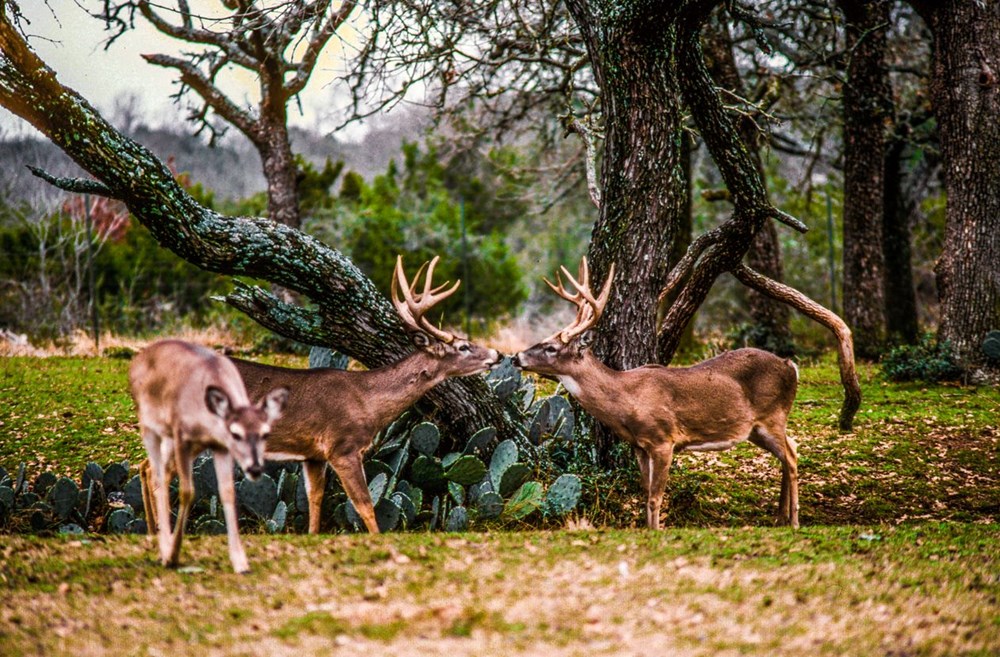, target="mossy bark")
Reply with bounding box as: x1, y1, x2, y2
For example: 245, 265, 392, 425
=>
0, 15, 524, 444
914, 0, 1000, 376
703, 20, 793, 356
838, 0, 892, 360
